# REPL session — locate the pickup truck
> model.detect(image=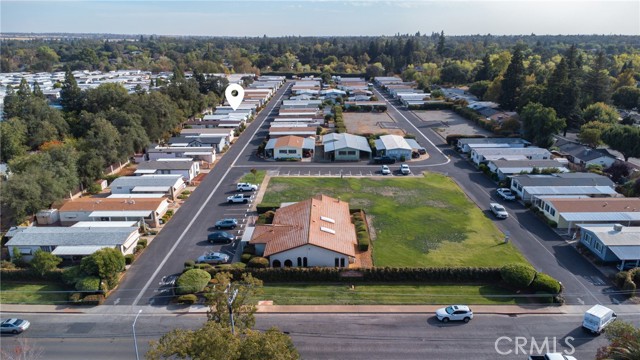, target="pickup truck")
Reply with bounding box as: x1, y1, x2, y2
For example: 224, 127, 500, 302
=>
226, 194, 251, 204
528, 353, 577, 360
237, 182, 258, 191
